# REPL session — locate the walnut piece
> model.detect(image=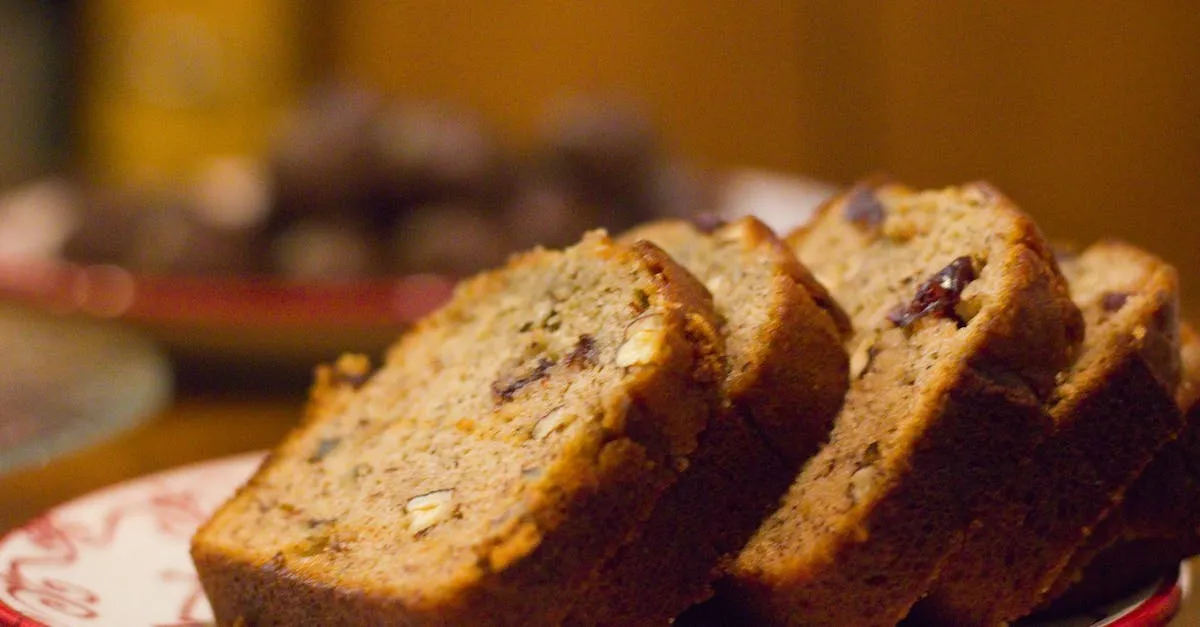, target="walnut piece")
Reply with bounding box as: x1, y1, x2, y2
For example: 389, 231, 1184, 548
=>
848, 335, 879, 380
849, 465, 878, 506
406, 489, 455, 535
615, 314, 665, 367
531, 406, 572, 440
